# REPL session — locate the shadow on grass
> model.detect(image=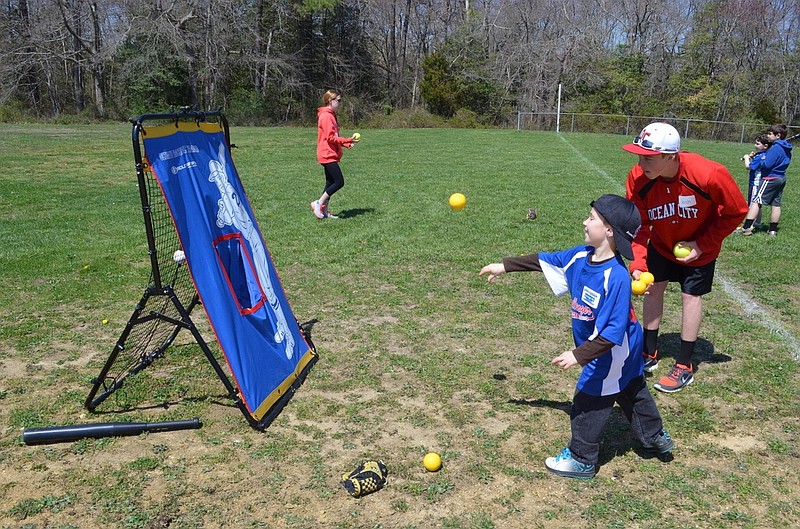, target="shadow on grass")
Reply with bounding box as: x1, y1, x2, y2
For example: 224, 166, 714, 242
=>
336, 207, 375, 219
651, 333, 732, 372
299, 318, 320, 347
508, 399, 675, 468
599, 408, 675, 466
89, 394, 239, 416
508, 398, 571, 414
